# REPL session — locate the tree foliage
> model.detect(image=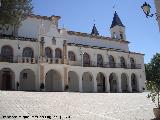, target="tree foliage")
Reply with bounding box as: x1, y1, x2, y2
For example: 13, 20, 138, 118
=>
0, 0, 33, 26
145, 53, 160, 108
